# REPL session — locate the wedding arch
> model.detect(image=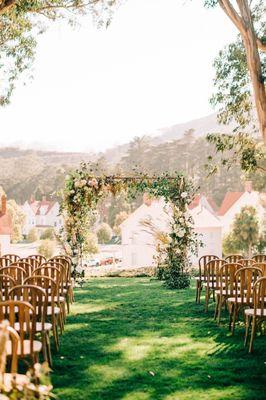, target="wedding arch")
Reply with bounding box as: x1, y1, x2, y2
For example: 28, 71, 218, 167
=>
61, 162, 199, 288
